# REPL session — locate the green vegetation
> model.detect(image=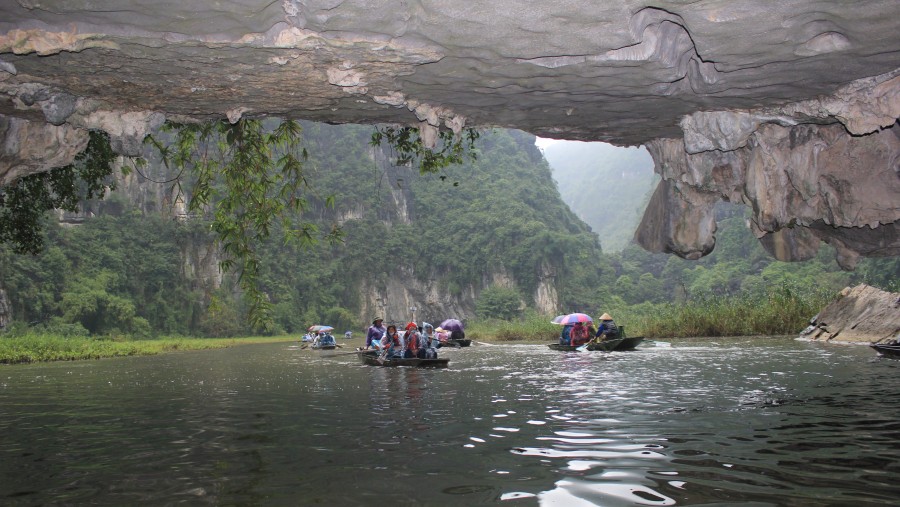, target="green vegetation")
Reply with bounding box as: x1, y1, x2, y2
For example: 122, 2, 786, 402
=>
147, 119, 343, 330
0, 130, 117, 254
0, 332, 296, 364
1, 122, 897, 359
468, 311, 559, 342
